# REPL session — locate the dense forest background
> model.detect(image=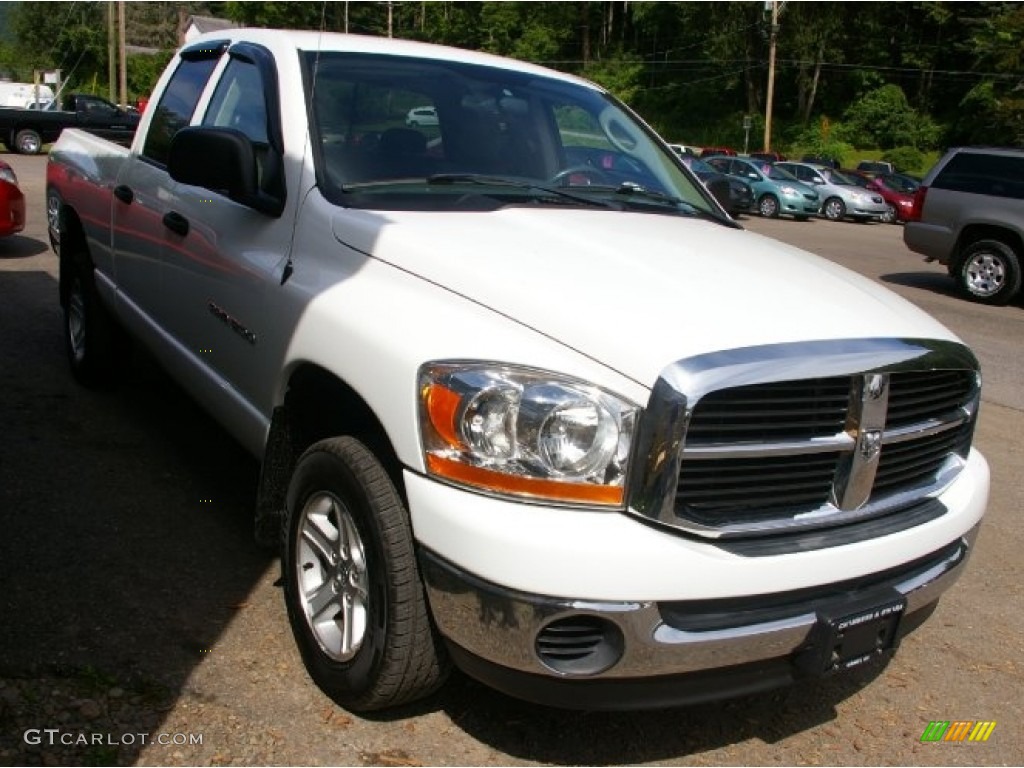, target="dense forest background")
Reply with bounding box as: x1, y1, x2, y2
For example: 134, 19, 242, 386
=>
1, 1, 1021, 170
